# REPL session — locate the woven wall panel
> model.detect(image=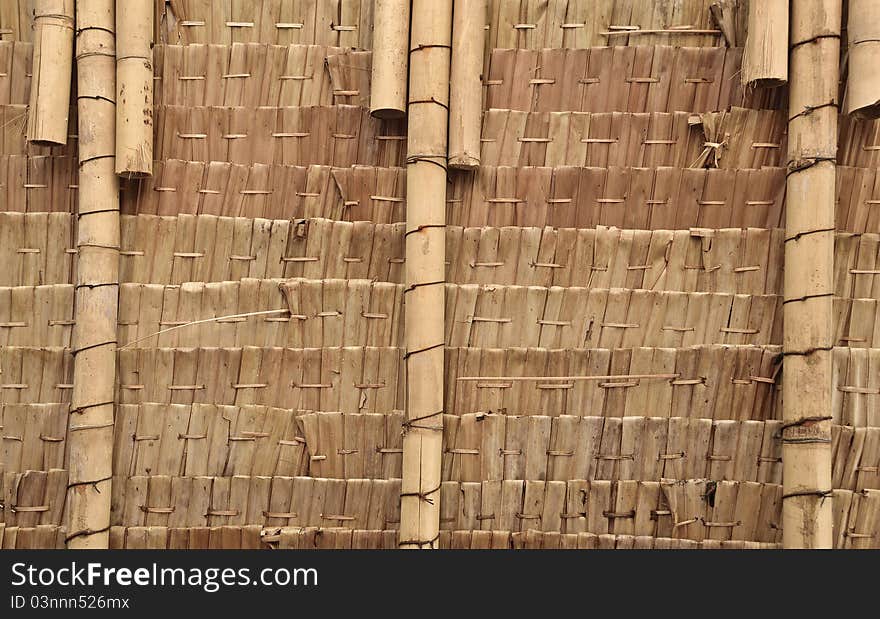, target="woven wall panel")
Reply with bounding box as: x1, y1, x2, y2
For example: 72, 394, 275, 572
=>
0, 347, 72, 406
118, 216, 404, 284
159, 0, 373, 48
270, 528, 779, 549
479, 108, 786, 168
0, 1, 31, 42
486, 47, 782, 113
448, 165, 785, 229
113, 217, 879, 299
446, 346, 780, 421
115, 346, 405, 412
108, 525, 265, 549
154, 105, 406, 166
299, 411, 783, 485
0, 155, 79, 214
0, 212, 75, 286
0, 525, 66, 549
485, 0, 735, 50
0, 41, 30, 104
0, 469, 68, 527
110, 165, 880, 234
111, 475, 401, 530
0, 403, 68, 474
156, 44, 348, 107
113, 403, 310, 478
0, 105, 77, 157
